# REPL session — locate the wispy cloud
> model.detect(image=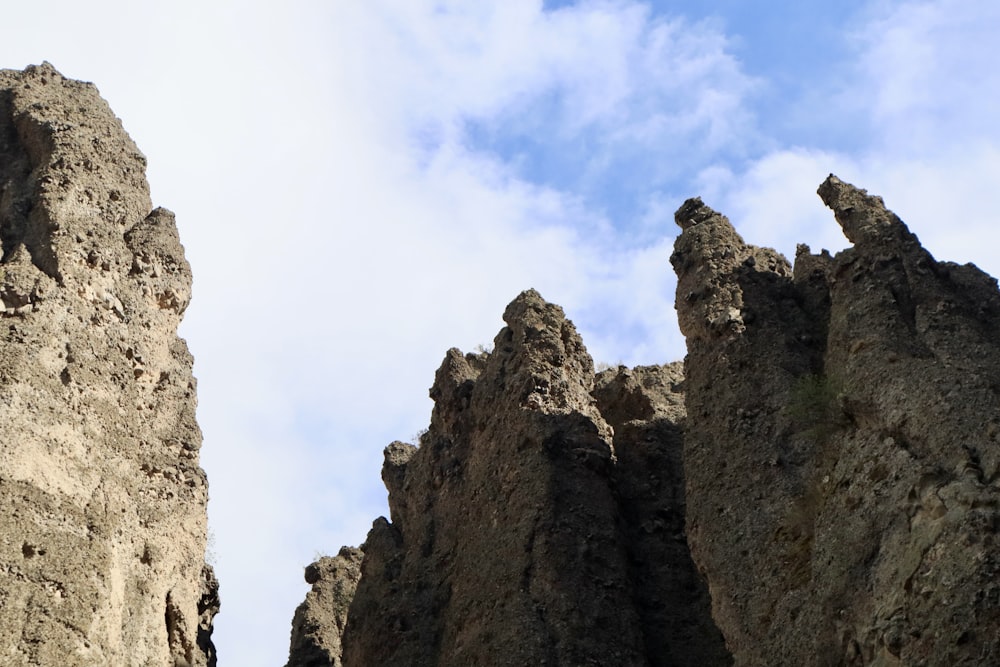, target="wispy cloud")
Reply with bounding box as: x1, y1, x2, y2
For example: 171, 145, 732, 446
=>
330, 1, 758, 226
711, 0, 1000, 277
856, 0, 1000, 154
